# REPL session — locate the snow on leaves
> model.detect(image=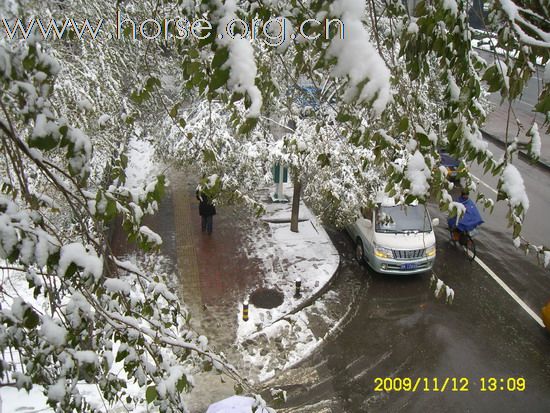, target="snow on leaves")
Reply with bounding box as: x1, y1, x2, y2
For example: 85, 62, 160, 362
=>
1, 0, 549, 411
58, 243, 103, 281
0, 29, 228, 413
500, 164, 529, 211
327, 0, 391, 116
215, 0, 262, 118
405, 150, 432, 197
